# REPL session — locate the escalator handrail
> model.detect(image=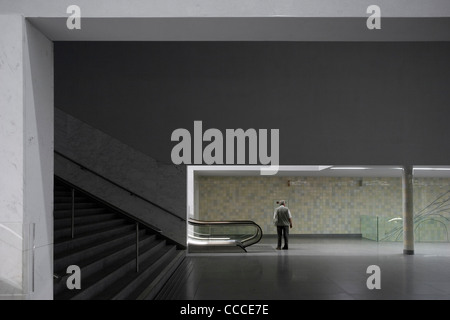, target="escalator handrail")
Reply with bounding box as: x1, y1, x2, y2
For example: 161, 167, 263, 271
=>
188, 218, 261, 226
188, 218, 263, 248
